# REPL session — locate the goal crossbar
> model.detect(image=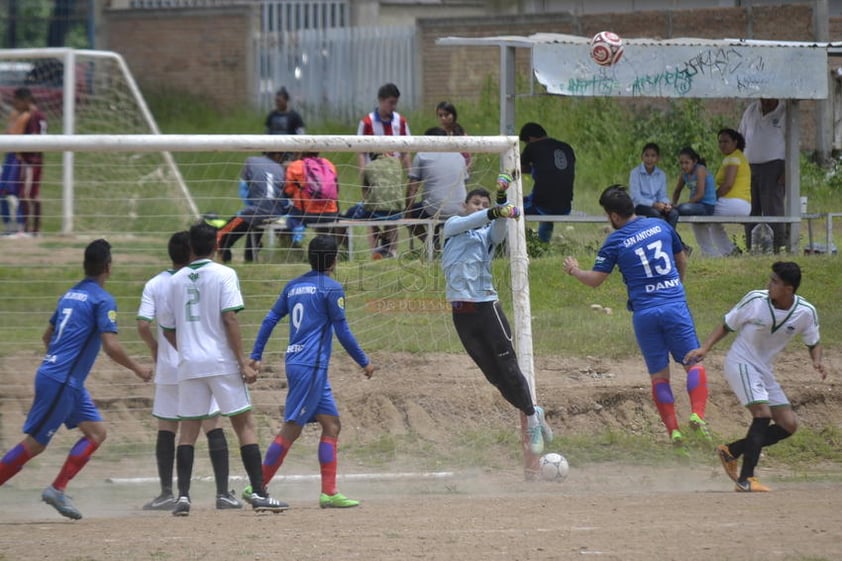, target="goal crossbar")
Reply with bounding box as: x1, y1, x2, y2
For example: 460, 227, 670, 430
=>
0, 134, 518, 154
